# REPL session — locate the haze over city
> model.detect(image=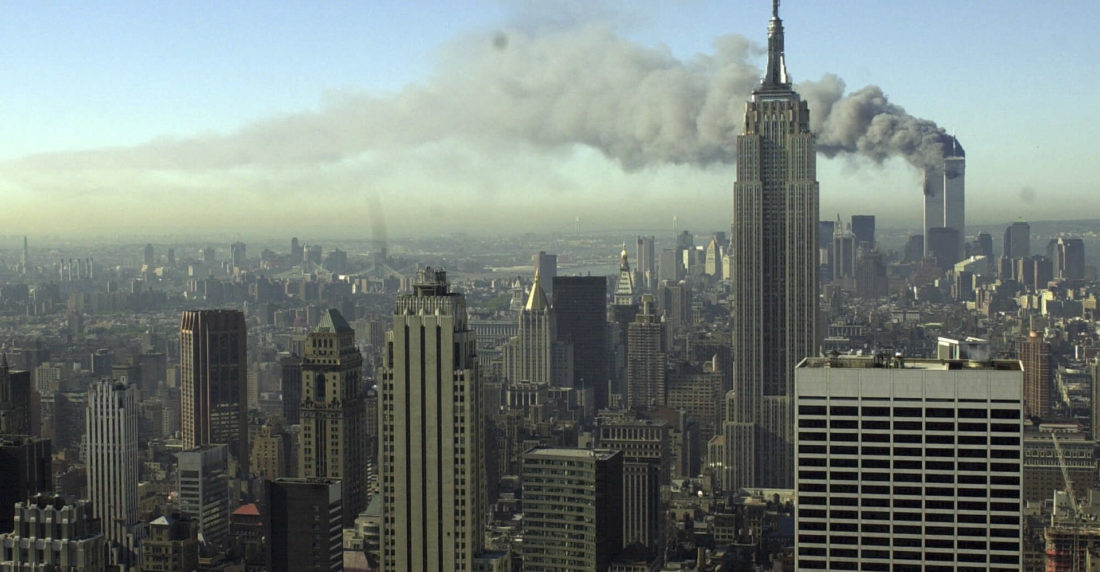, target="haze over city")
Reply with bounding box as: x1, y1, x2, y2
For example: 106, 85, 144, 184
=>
0, 0, 1097, 238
